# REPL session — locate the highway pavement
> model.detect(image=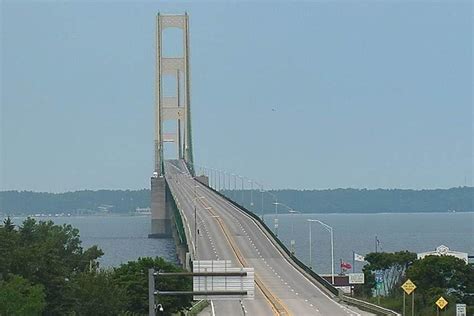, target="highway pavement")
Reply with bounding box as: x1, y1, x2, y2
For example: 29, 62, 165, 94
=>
165, 160, 372, 316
